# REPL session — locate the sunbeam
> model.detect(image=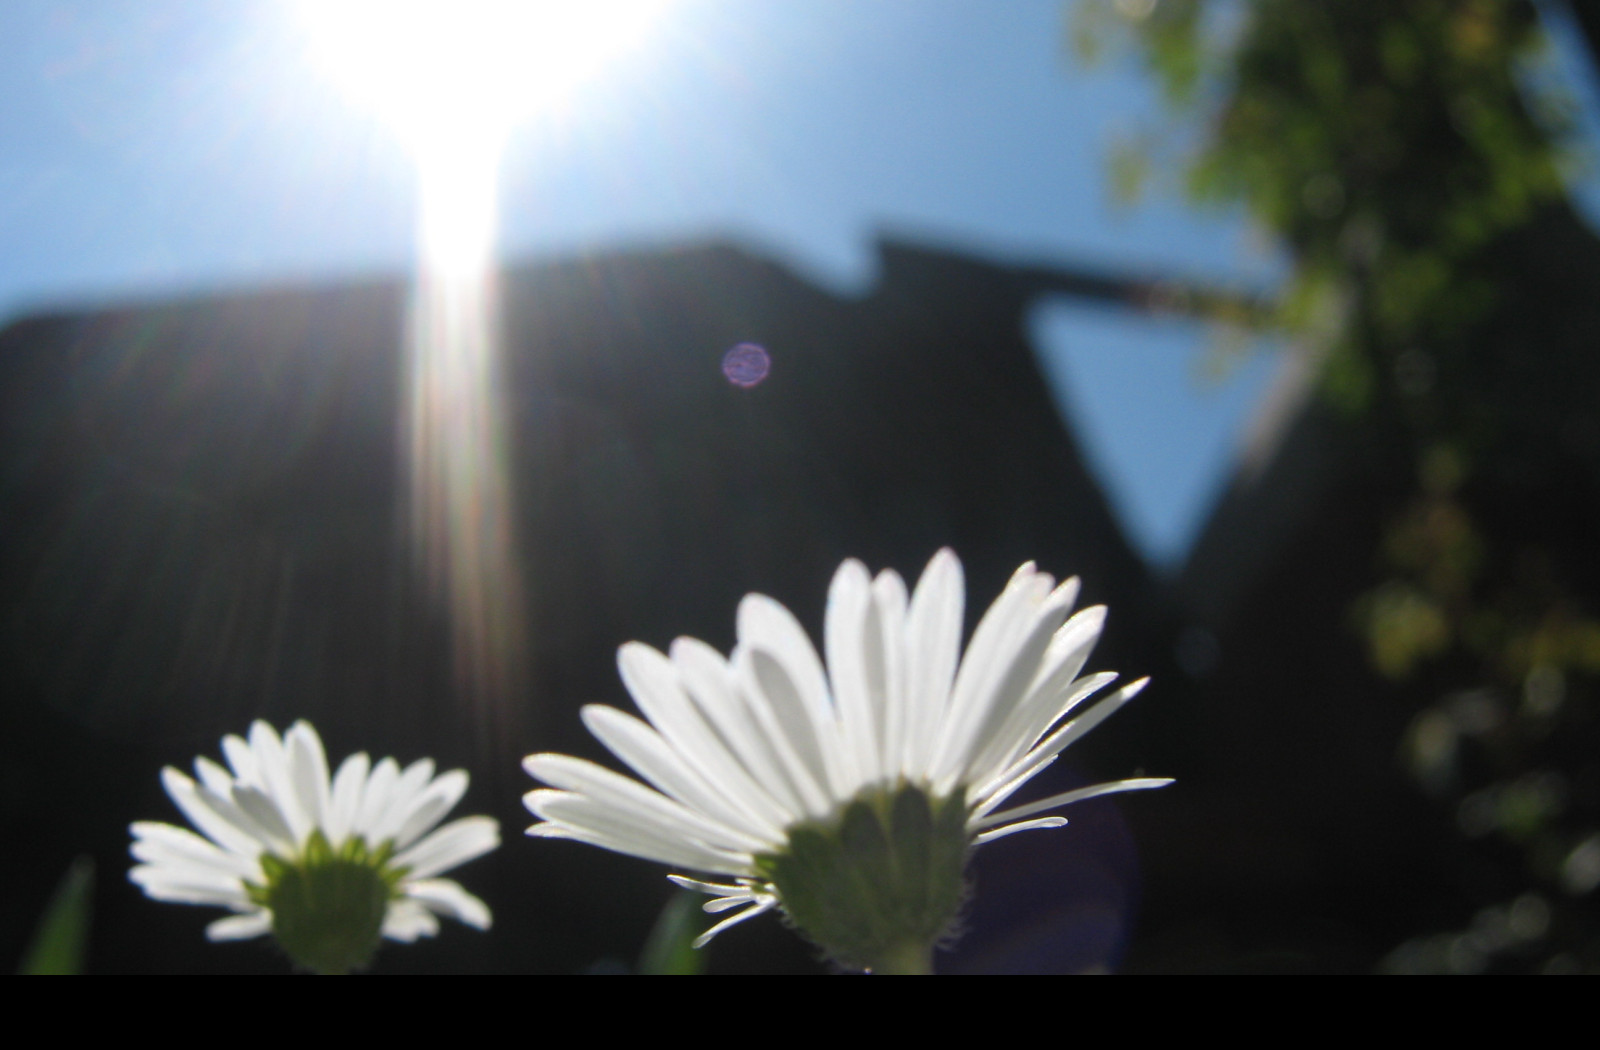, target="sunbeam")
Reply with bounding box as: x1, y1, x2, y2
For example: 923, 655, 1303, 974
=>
297, 0, 669, 738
